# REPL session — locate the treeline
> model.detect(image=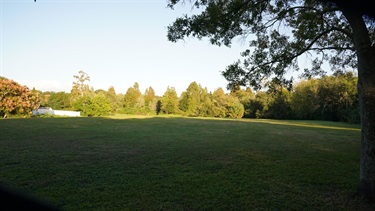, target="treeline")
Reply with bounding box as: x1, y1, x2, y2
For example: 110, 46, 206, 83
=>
0, 71, 359, 123
245, 72, 359, 123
